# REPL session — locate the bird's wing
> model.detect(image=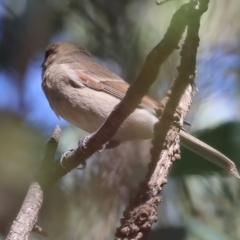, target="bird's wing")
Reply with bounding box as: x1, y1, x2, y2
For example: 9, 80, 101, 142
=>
71, 59, 158, 110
